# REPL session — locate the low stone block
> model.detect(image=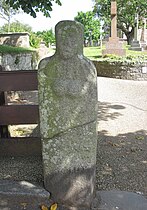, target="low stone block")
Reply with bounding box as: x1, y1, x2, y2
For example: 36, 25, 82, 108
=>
102, 49, 126, 56
0, 180, 51, 210
103, 38, 126, 56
